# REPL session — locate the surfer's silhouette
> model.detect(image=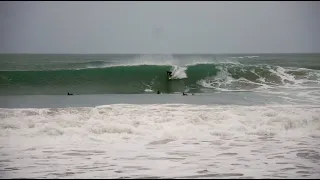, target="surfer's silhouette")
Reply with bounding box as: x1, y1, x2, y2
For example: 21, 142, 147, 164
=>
166, 71, 172, 79
67, 92, 73, 96
182, 92, 188, 96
